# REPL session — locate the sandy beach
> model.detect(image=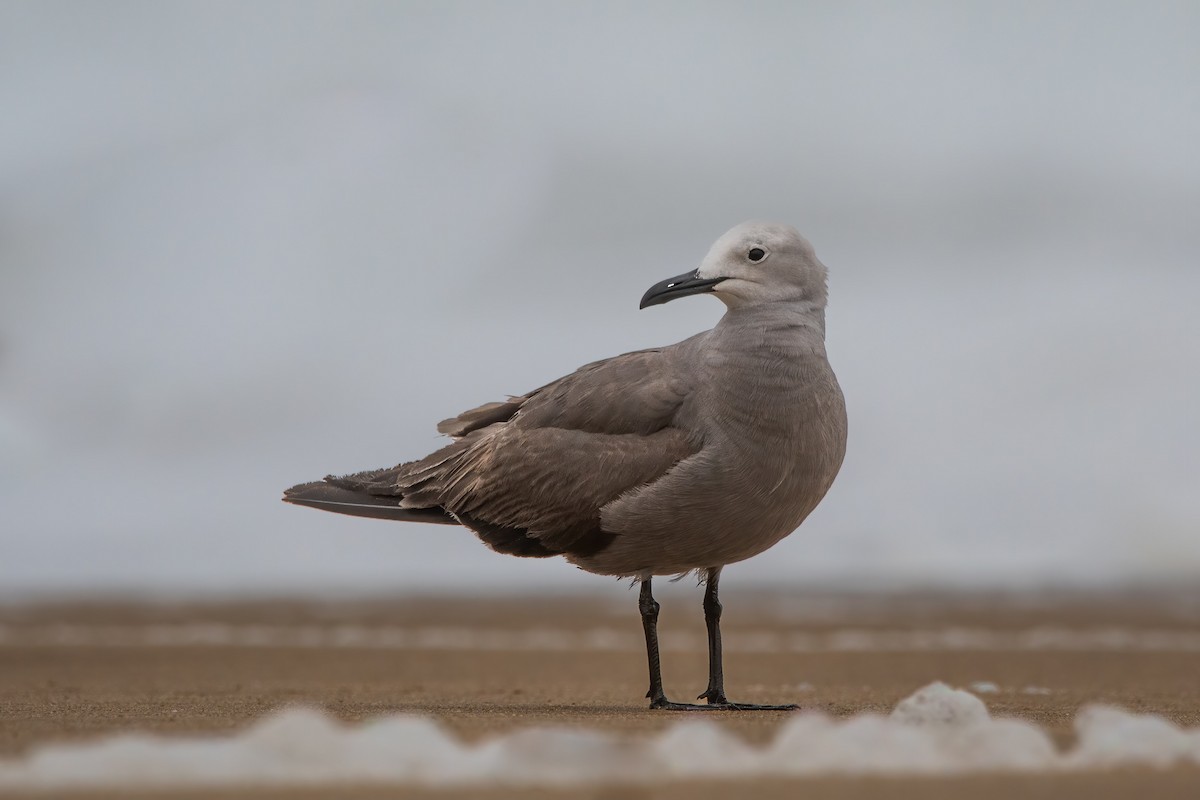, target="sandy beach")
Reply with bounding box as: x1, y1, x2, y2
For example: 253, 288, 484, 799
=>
2, 589, 1199, 797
